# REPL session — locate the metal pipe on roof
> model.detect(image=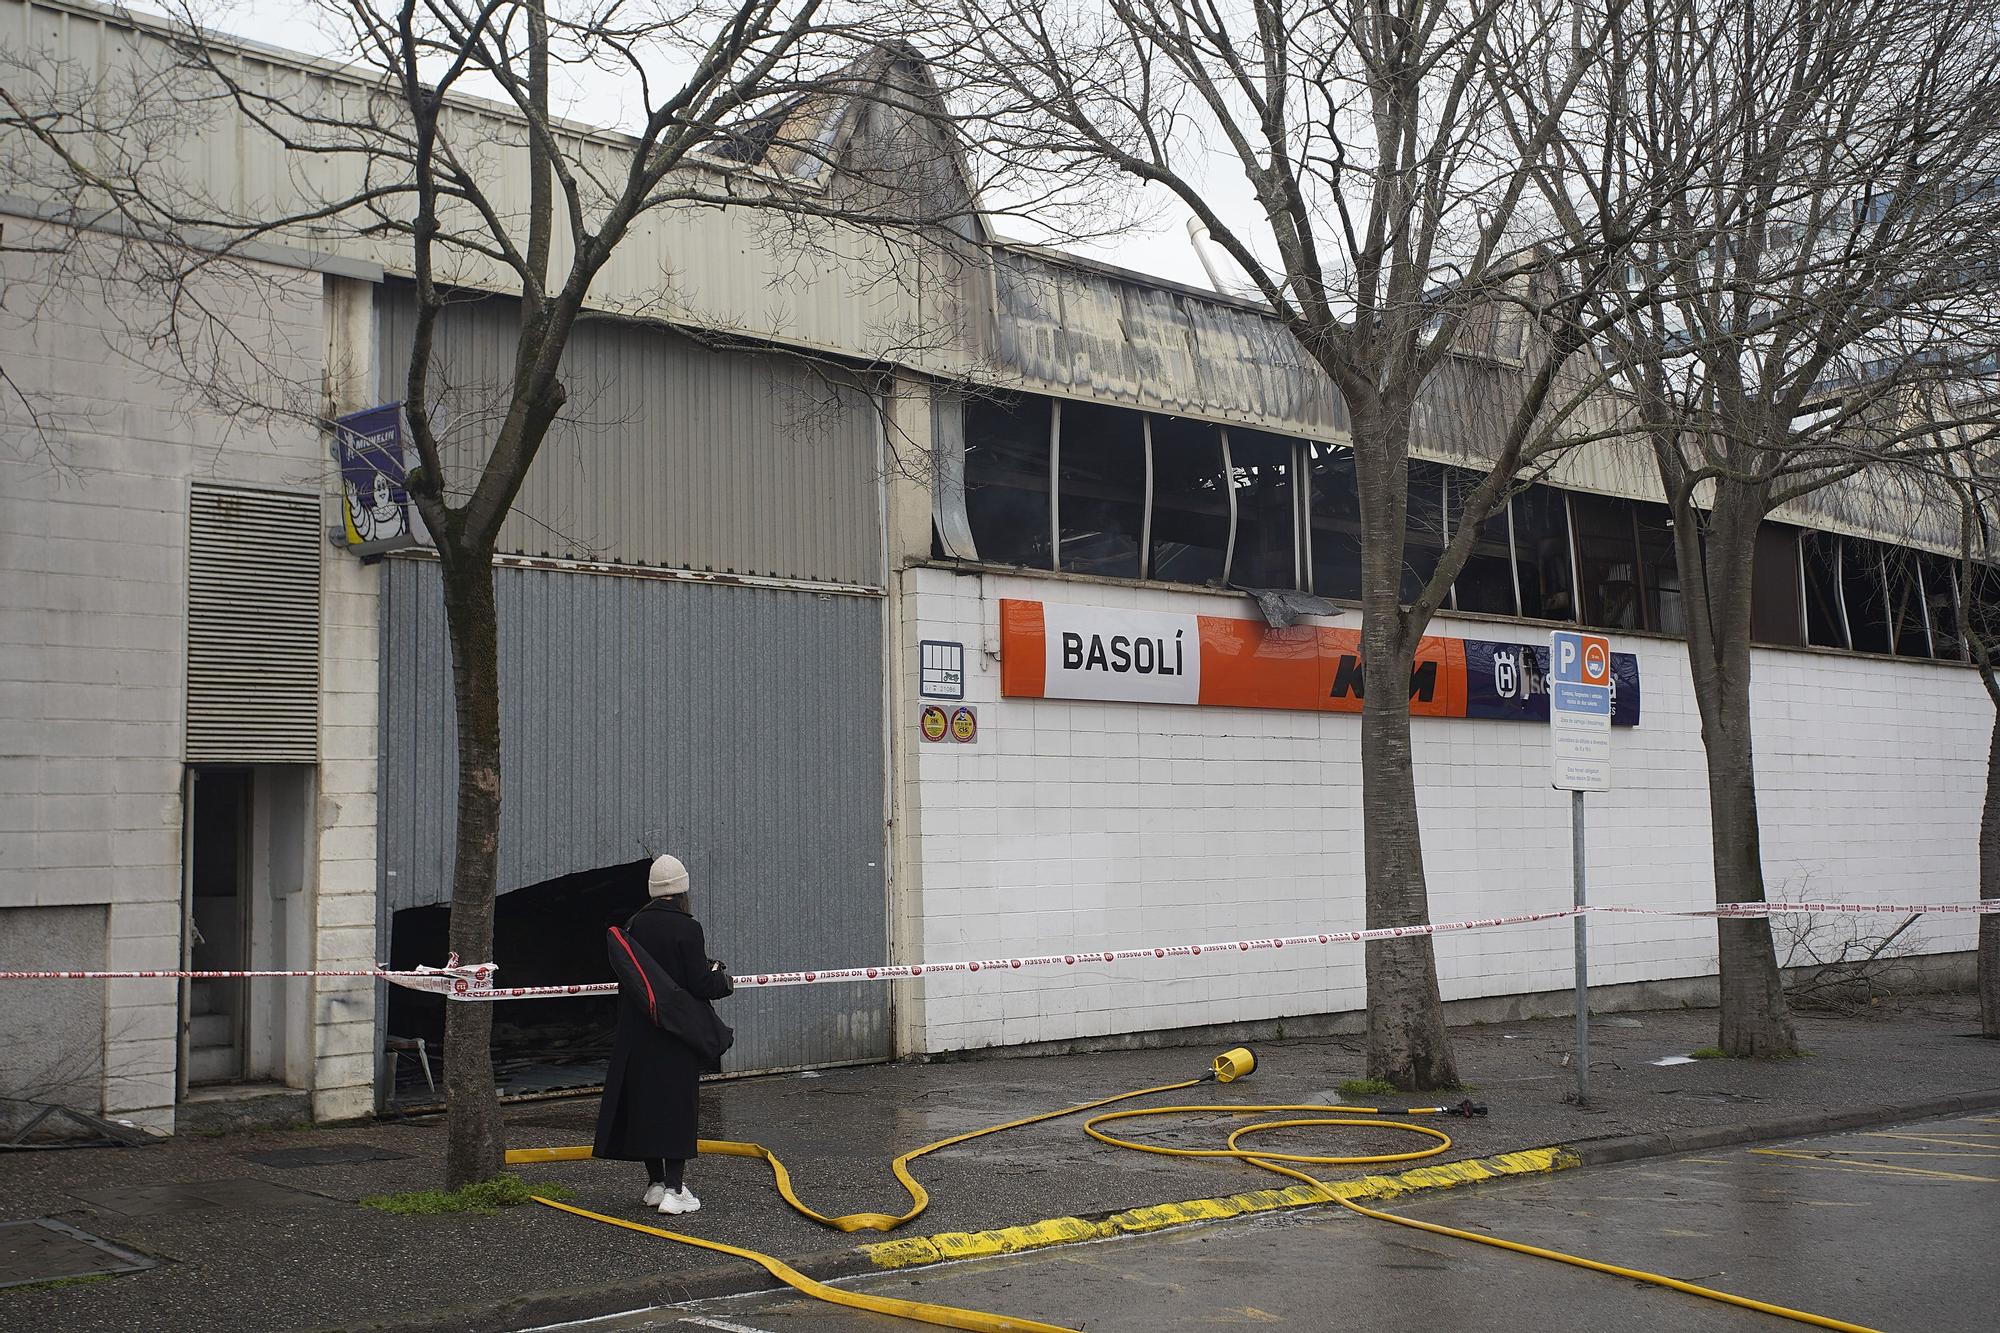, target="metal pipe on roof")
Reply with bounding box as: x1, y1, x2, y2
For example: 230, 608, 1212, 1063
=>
1186, 216, 1229, 292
